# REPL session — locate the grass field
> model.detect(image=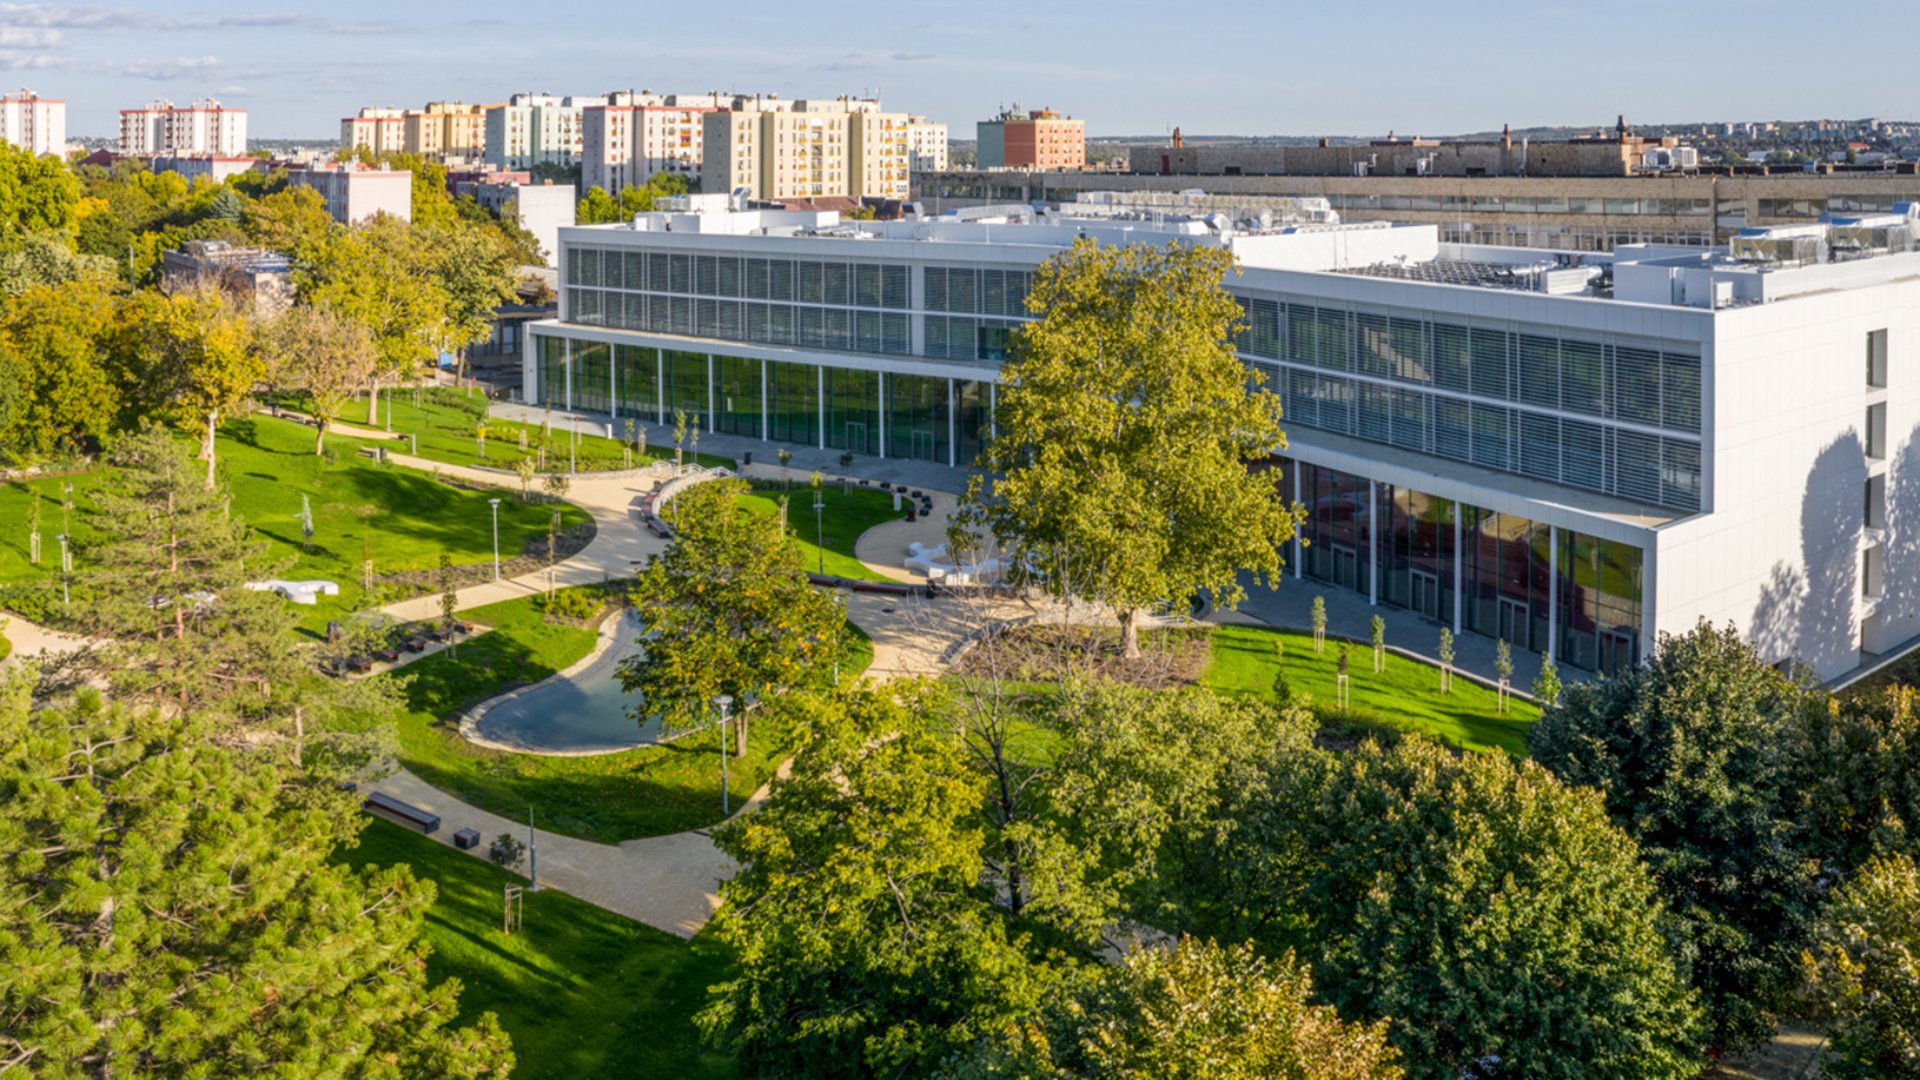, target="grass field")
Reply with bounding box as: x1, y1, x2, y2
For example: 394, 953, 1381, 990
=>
1201, 624, 1537, 754
0, 414, 589, 633
393, 591, 872, 843
334, 392, 736, 473
738, 481, 906, 582
338, 818, 735, 1079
